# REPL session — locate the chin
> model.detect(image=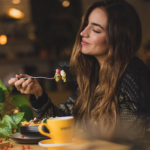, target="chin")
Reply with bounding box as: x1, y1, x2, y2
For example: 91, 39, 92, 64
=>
81, 49, 89, 55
